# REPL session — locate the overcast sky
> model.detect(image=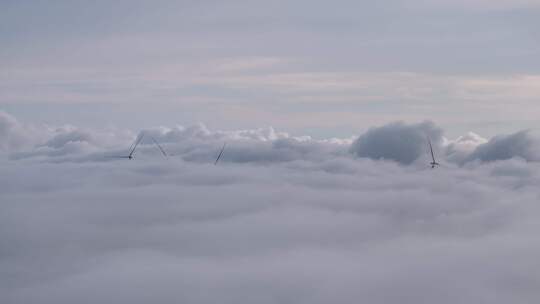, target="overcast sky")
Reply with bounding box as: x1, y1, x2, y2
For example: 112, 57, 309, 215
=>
1, 0, 540, 137
3, 3, 540, 303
